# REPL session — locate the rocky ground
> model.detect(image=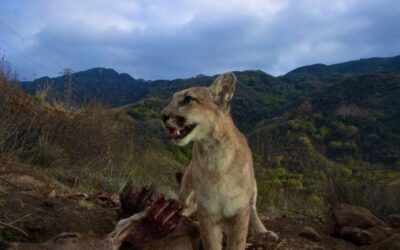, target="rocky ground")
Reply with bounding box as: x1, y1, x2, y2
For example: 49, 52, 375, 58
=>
0, 156, 399, 250
0, 156, 116, 243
